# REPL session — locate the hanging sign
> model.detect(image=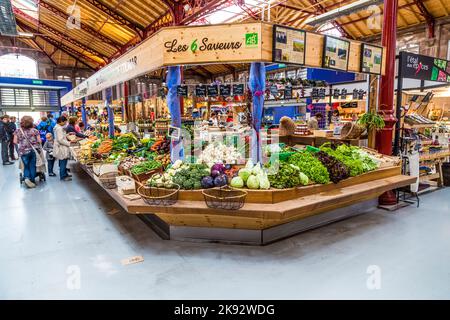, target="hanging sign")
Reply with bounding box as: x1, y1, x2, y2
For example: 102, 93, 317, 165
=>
177, 85, 188, 97
270, 84, 278, 96
352, 89, 359, 100
232, 84, 244, 95
322, 36, 350, 71
220, 84, 231, 96
341, 101, 358, 108
361, 43, 383, 75
207, 84, 219, 97
163, 23, 261, 65
400, 51, 450, 82
333, 89, 340, 99
319, 88, 326, 99
195, 85, 207, 97
272, 25, 306, 65
158, 87, 166, 97
311, 88, 319, 100
340, 88, 348, 99
284, 86, 293, 99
